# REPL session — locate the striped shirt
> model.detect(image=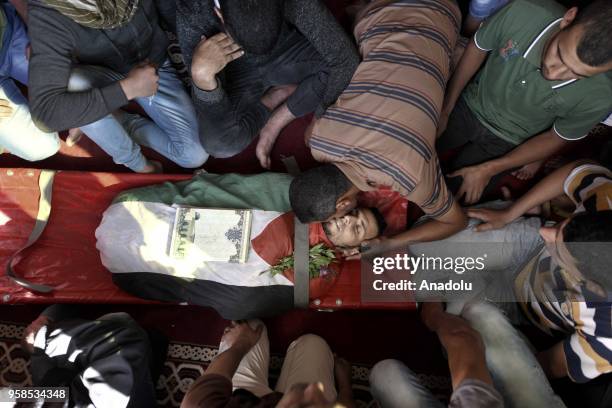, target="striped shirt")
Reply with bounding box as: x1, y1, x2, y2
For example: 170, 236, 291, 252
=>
308, 0, 460, 218
515, 164, 612, 382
